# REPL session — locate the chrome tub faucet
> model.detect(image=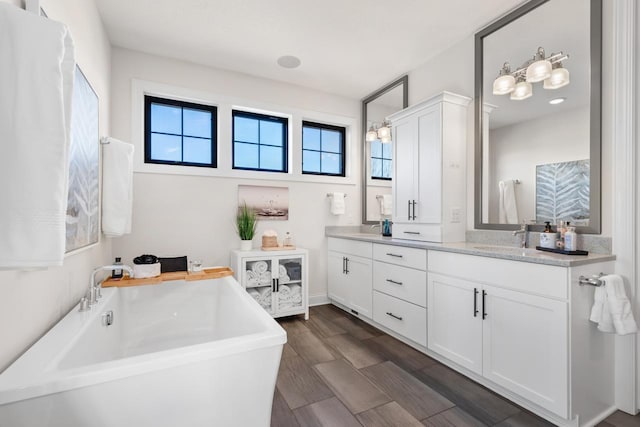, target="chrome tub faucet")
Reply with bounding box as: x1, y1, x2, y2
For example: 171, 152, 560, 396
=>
87, 264, 134, 306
